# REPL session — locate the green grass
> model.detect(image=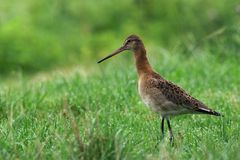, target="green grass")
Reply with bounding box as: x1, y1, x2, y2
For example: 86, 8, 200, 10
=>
0, 49, 239, 159
0, 0, 239, 159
